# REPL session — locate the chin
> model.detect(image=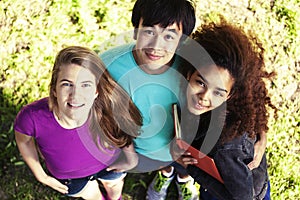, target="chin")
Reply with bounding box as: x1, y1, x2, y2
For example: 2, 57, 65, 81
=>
189, 106, 210, 116
188, 107, 200, 116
